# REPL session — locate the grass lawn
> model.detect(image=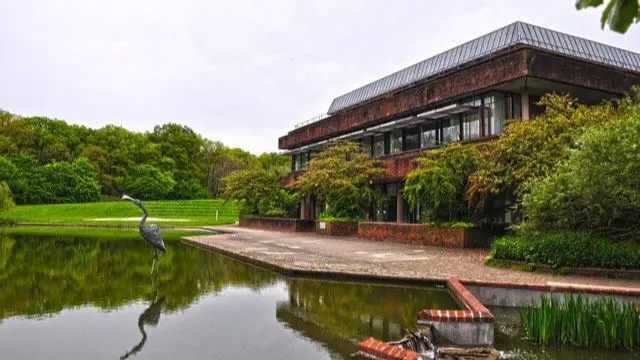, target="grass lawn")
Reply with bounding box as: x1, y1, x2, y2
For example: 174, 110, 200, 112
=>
2, 199, 238, 227
0, 226, 210, 240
